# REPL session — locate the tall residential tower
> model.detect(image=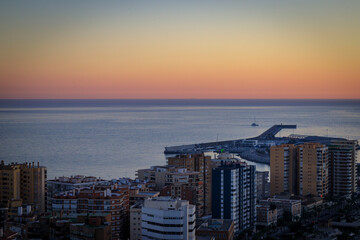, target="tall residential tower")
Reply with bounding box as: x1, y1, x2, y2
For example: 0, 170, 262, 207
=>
270, 144, 297, 196
298, 143, 329, 197
328, 140, 357, 196
212, 162, 256, 232
0, 161, 46, 213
